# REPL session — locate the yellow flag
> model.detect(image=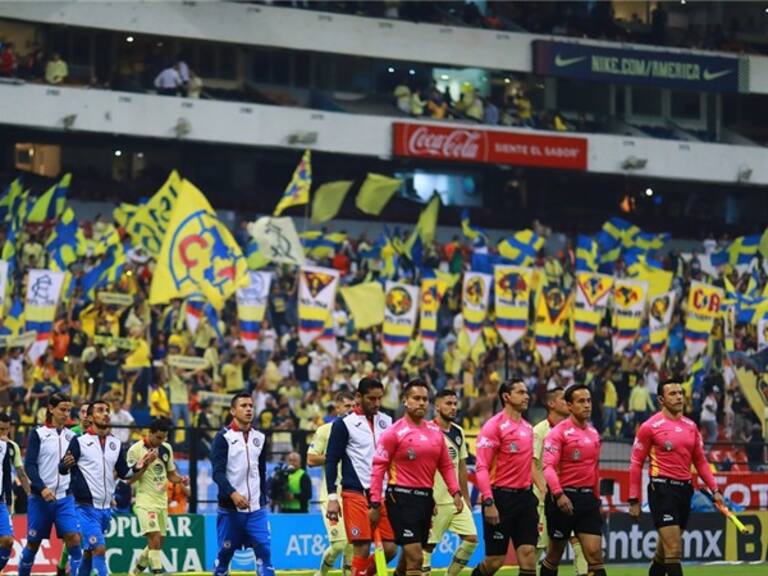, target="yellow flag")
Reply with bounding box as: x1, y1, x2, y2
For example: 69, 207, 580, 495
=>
414, 195, 440, 245
149, 179, 248, 309
274, 150, 312, 216
355, 173, 401, 215
340, 282, 385, 330
126, 170, 182, 254
311, 180, 353, 224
